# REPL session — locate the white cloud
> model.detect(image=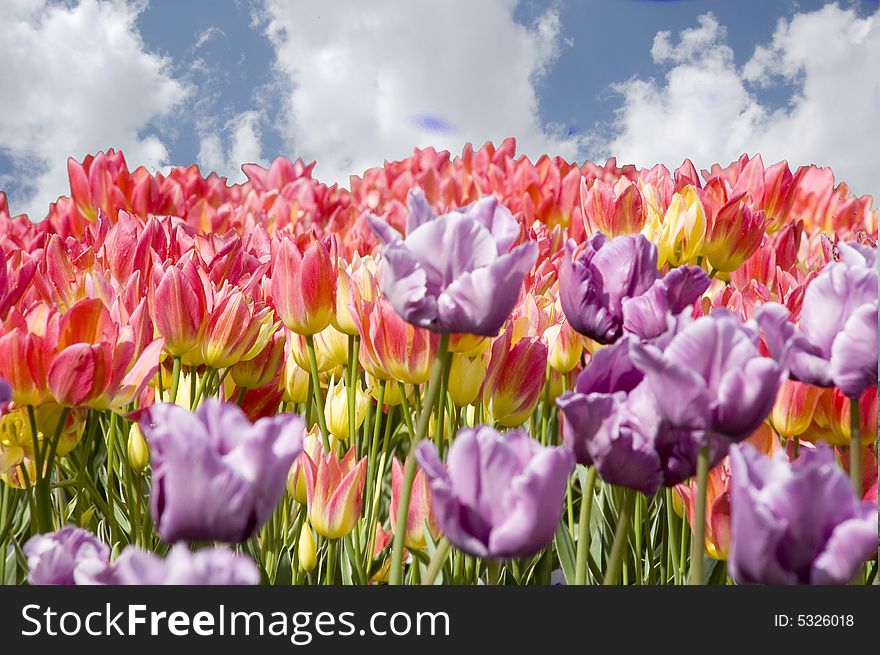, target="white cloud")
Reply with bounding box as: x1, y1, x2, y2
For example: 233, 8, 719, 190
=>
258, 0, 581, 185
0, 0, 188, 218
605, 4, 880, 199
198, 110, 266, 182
